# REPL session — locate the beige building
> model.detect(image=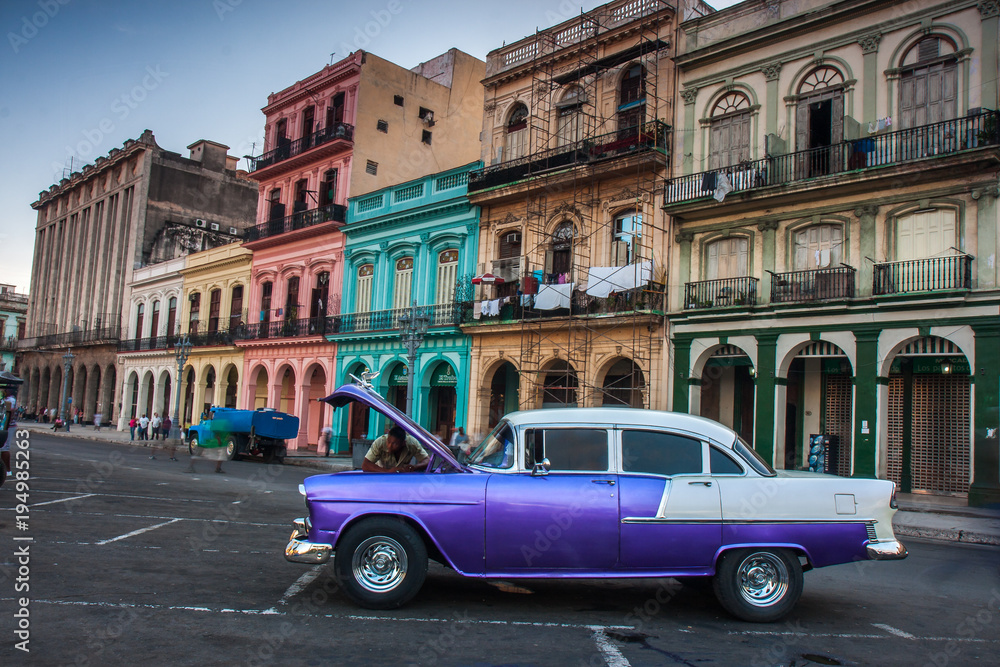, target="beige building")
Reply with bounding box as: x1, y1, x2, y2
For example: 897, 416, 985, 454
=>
664, 0, 1000, 505
463, 0, 688, 435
